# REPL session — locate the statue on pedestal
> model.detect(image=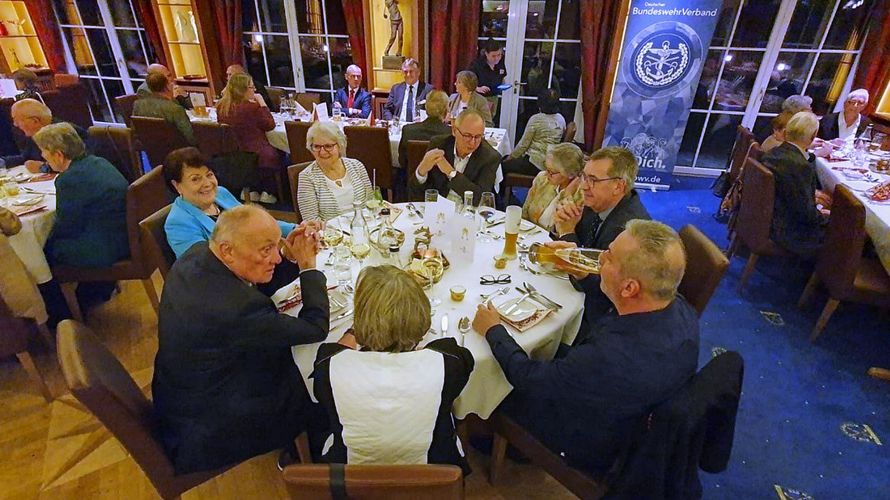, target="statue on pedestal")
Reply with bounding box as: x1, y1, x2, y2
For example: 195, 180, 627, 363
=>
383, 0, 404, 57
